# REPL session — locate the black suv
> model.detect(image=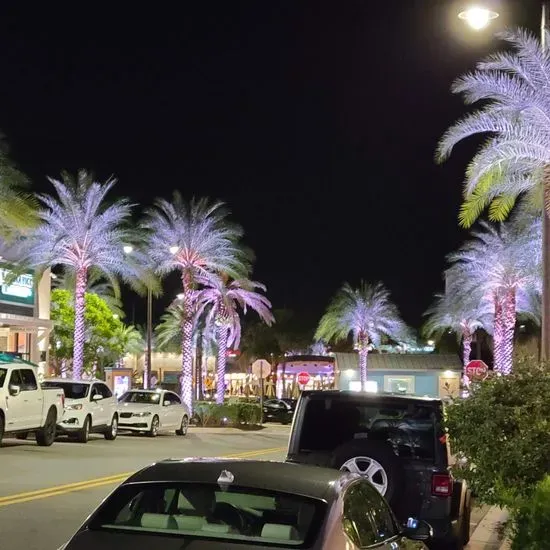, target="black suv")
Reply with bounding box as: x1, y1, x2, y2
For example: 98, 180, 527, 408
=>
286, 390, 471, 550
